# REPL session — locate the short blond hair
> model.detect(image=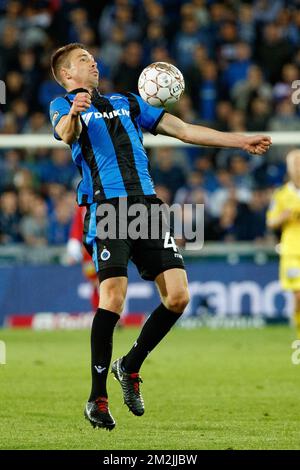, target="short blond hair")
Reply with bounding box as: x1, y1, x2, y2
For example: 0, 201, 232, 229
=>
51, 43, 88, 86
